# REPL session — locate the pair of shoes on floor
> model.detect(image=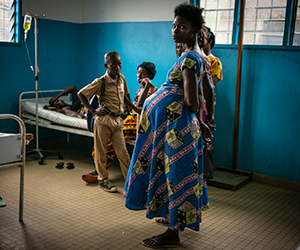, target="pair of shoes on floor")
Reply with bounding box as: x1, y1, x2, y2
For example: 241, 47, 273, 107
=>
99, 179, 118, 193
55, 162, 74, 170
0, 197, 6, 207
82, 170, 98, 183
